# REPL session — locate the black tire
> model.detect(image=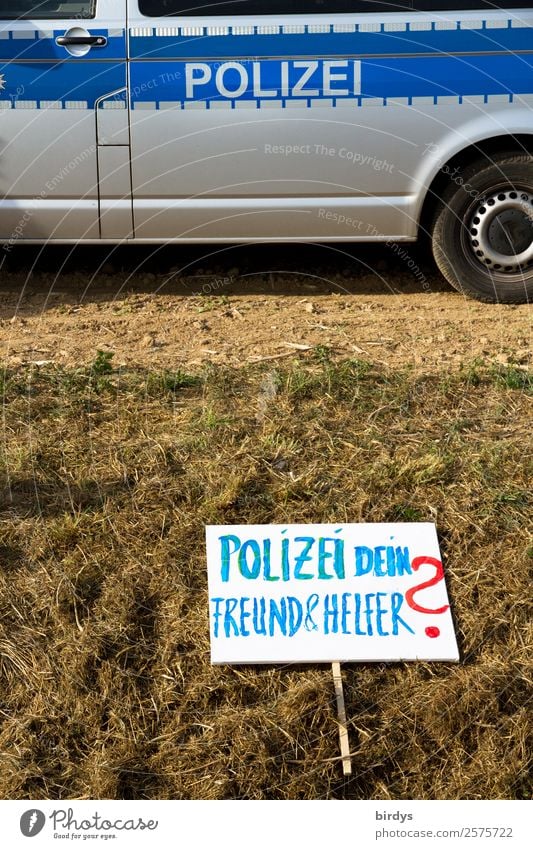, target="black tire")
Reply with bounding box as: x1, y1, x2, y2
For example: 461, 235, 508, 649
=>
431, 152, 533, 303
